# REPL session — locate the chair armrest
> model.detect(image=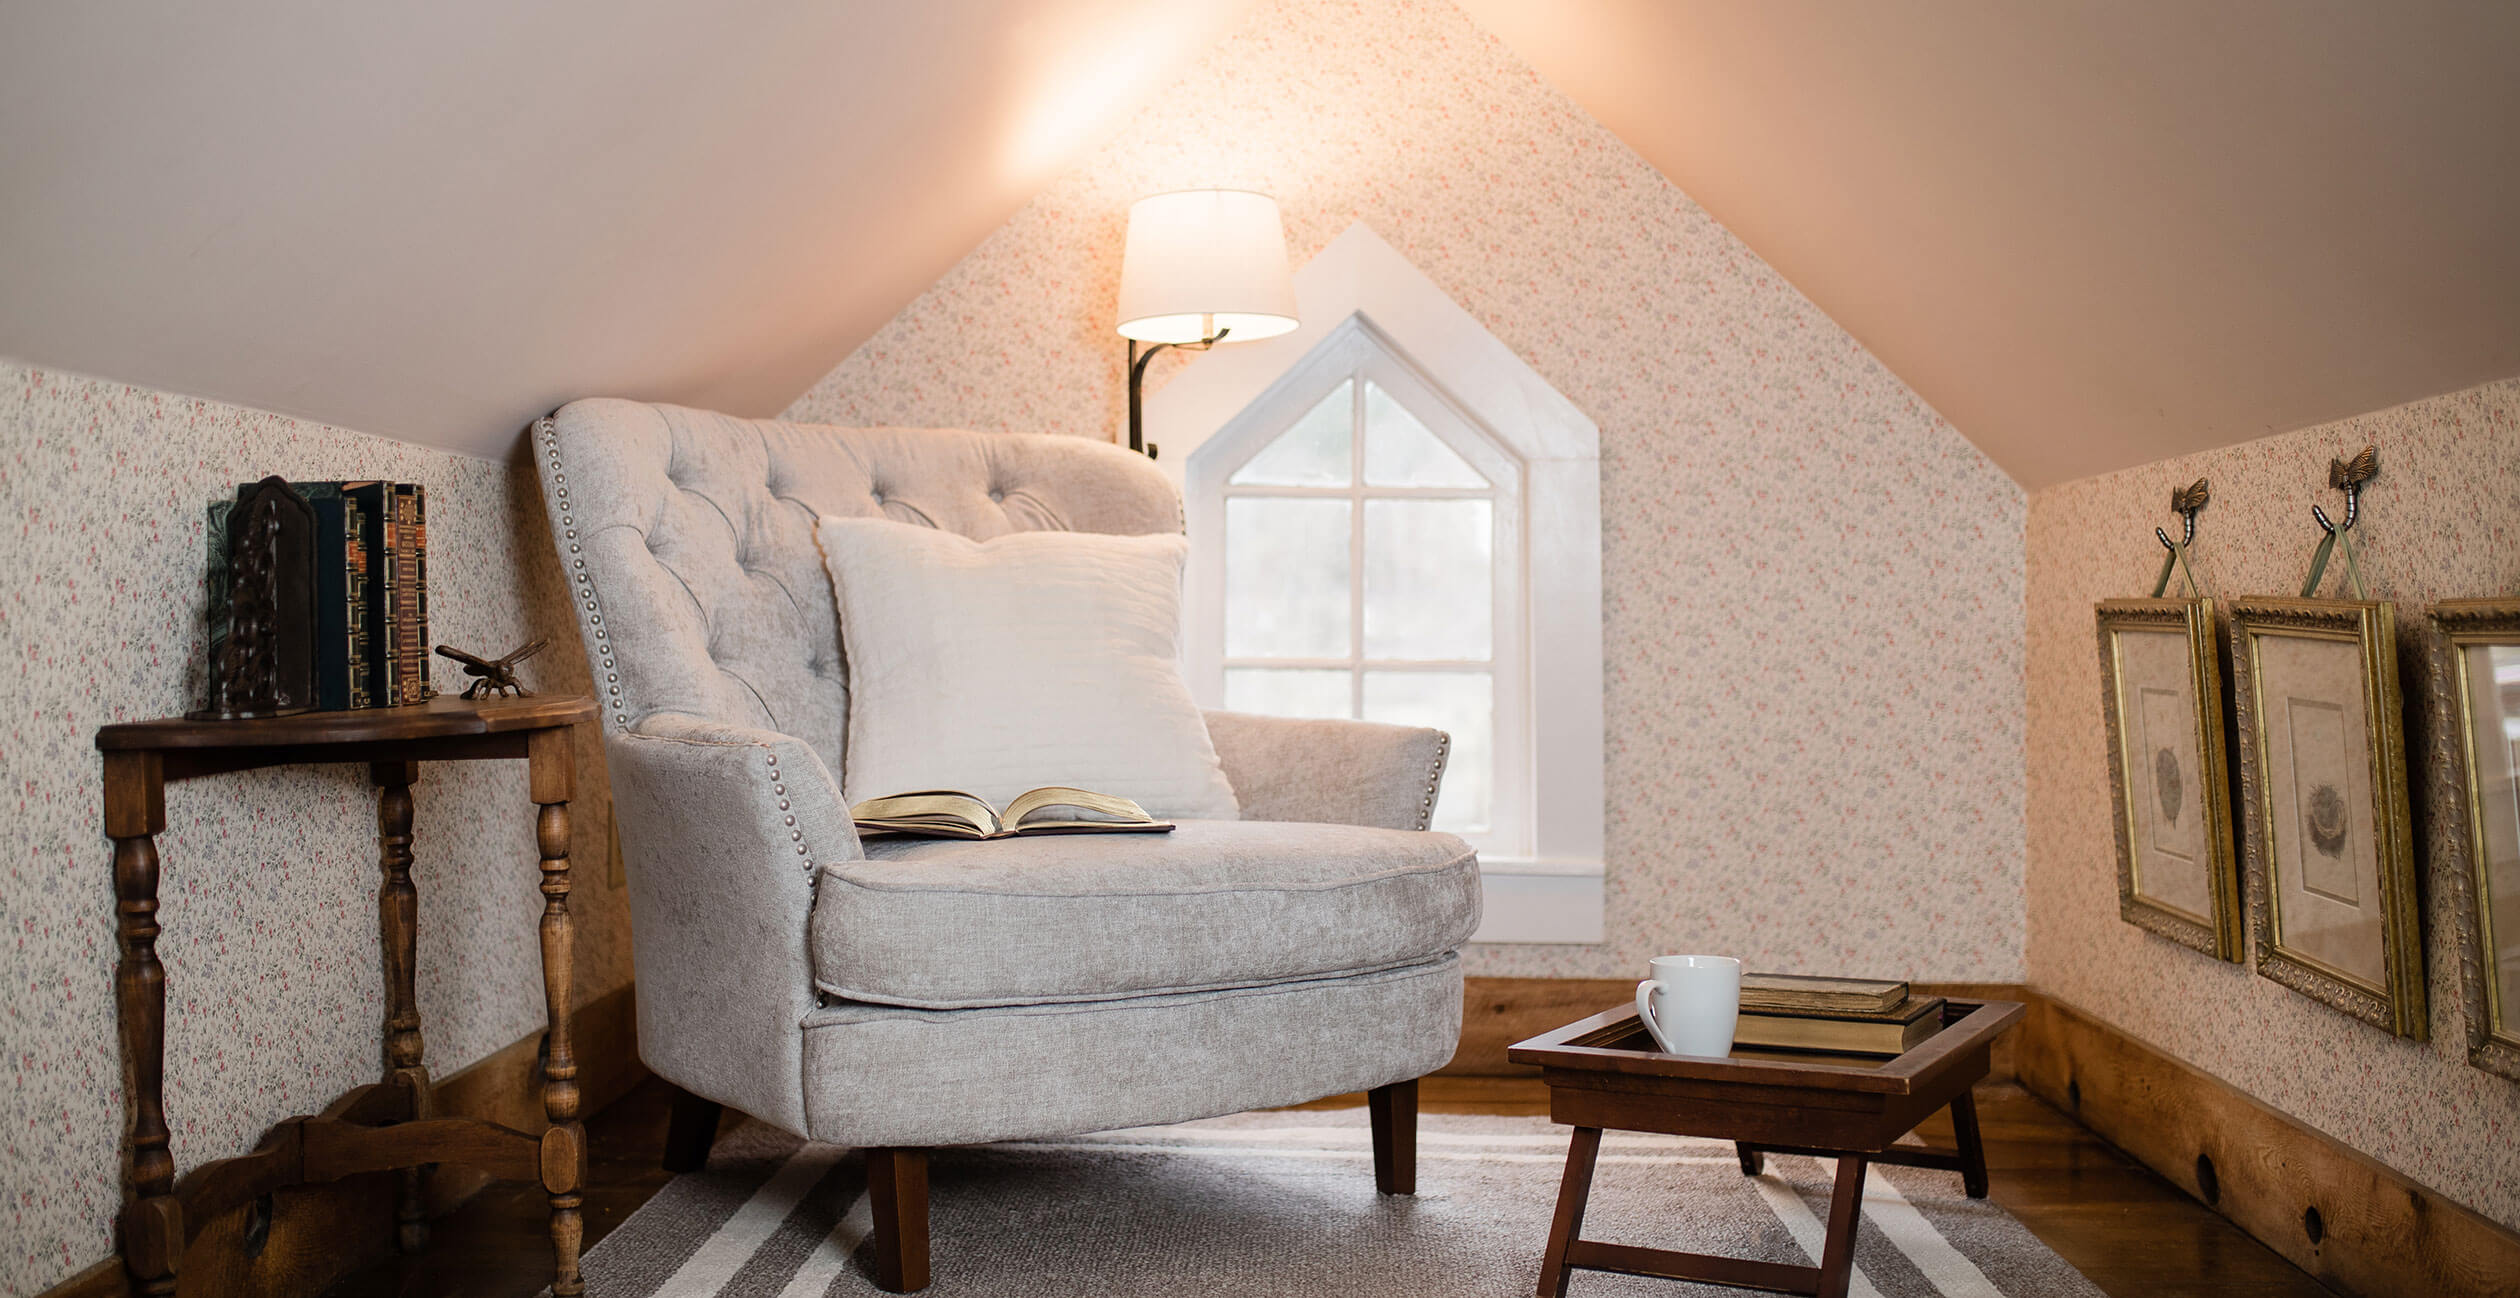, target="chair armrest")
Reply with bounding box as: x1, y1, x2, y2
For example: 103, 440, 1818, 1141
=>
605, 714, 862, 1133
1203, 710, 1451, 831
